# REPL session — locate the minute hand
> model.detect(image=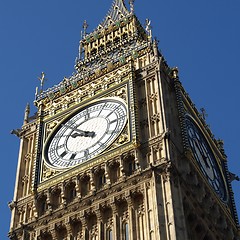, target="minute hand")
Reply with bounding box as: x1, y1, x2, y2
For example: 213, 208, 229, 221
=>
61, 124, 95, 138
